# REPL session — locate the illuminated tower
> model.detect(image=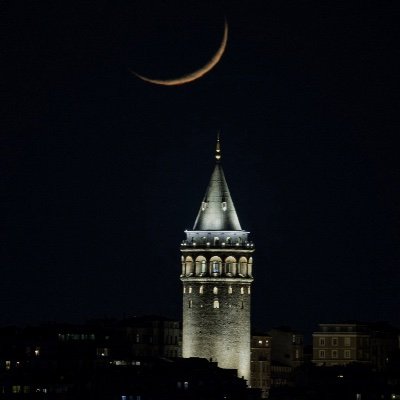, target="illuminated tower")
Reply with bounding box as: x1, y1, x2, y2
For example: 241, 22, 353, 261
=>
180, 137, 255, 382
